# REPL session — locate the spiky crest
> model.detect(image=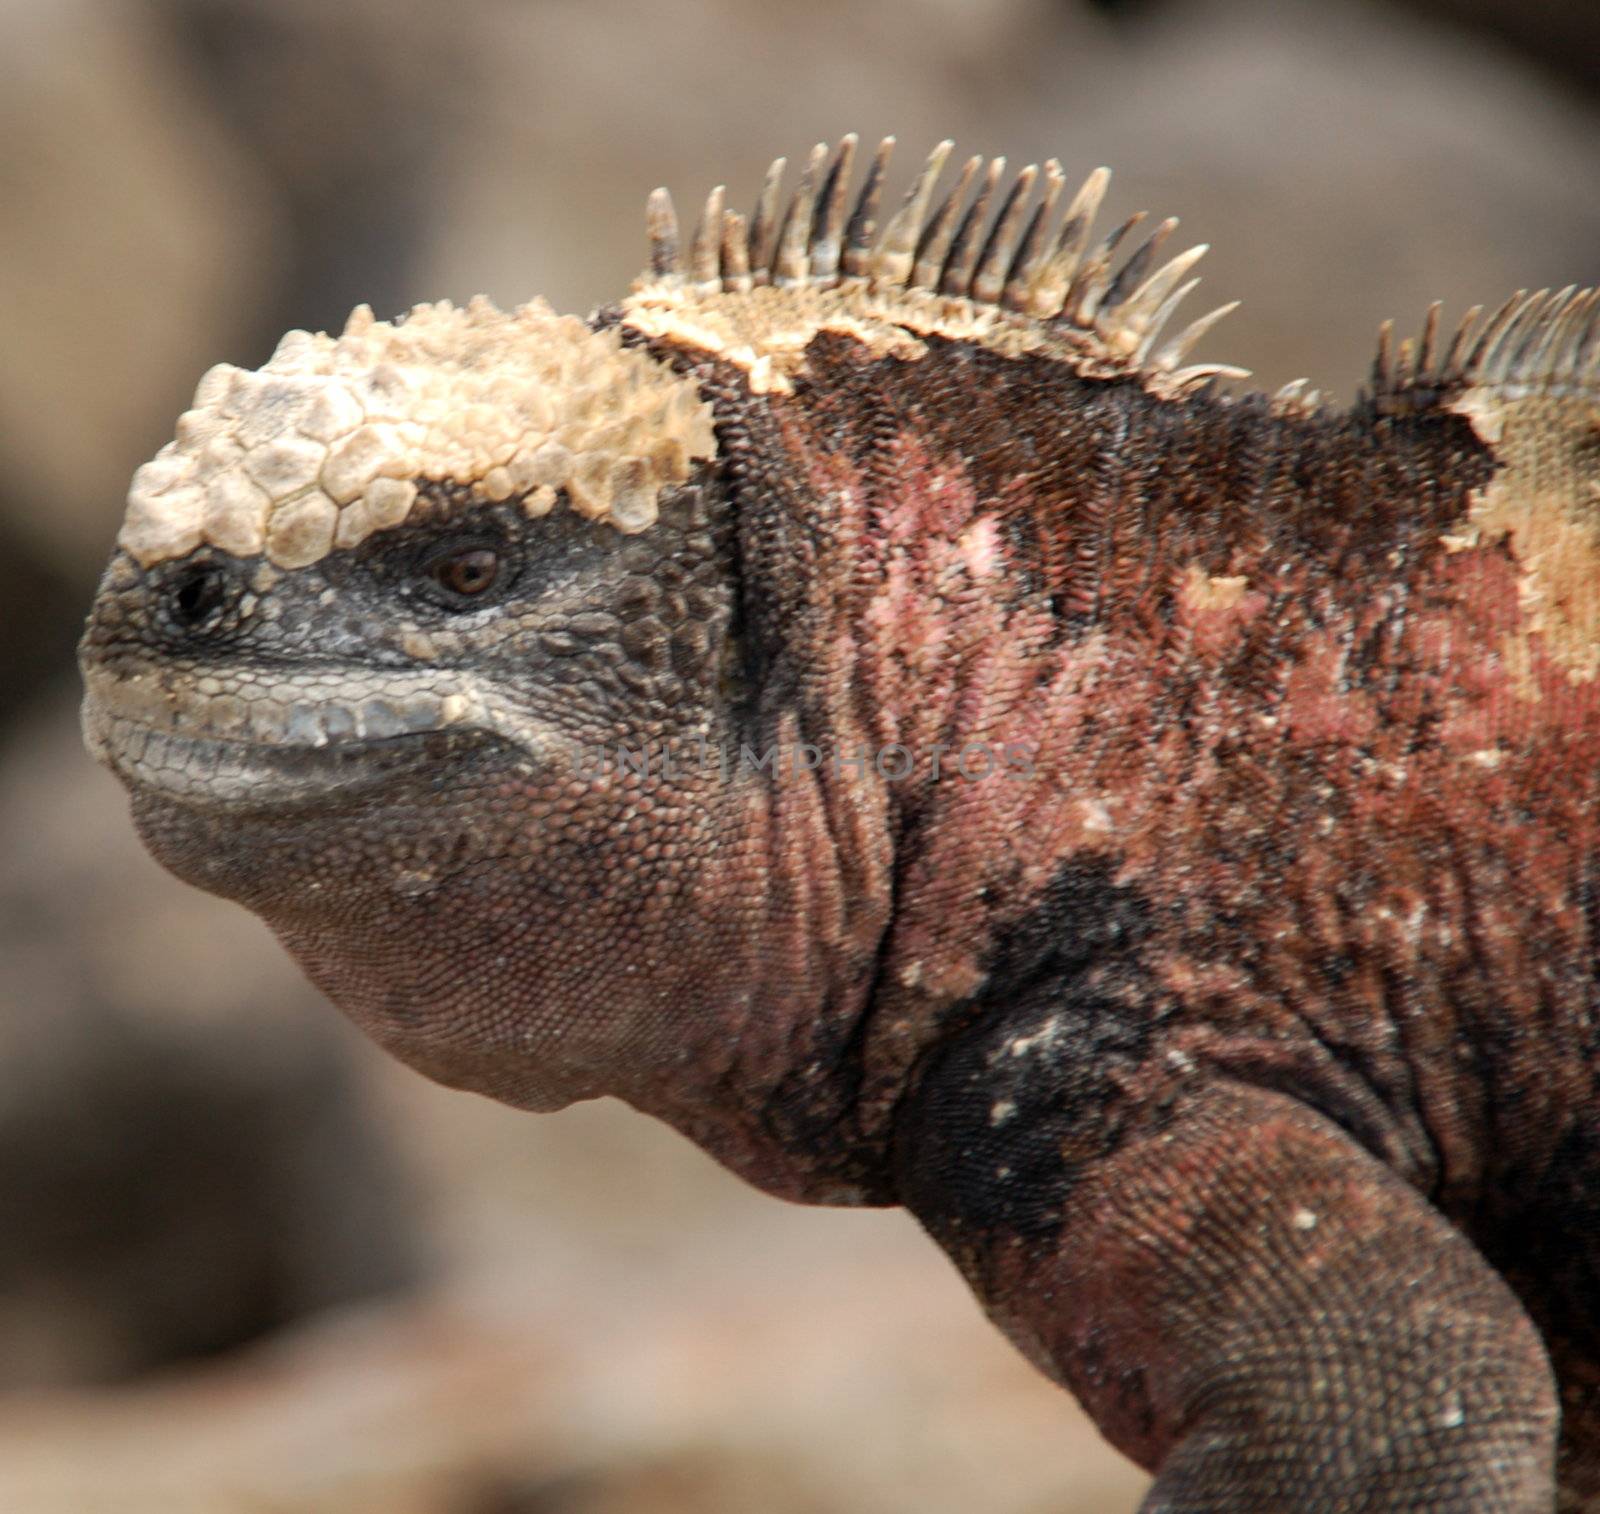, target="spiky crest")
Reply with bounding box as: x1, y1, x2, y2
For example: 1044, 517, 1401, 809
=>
634, 136, 1247, 395
1374, 287, 1600, 413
